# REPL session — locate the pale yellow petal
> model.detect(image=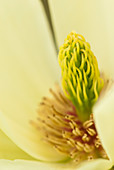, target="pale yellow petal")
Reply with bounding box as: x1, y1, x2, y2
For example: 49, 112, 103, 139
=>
0, 160, 69, 170
102, 0, 114, 79
77, 159, 112, 170
49, 0, 114, 78
0, 160, 61, 170
94, 85, 114, 163
0, 159, 112, 170
0, 130, 33, 160
0, 0, 66, 162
